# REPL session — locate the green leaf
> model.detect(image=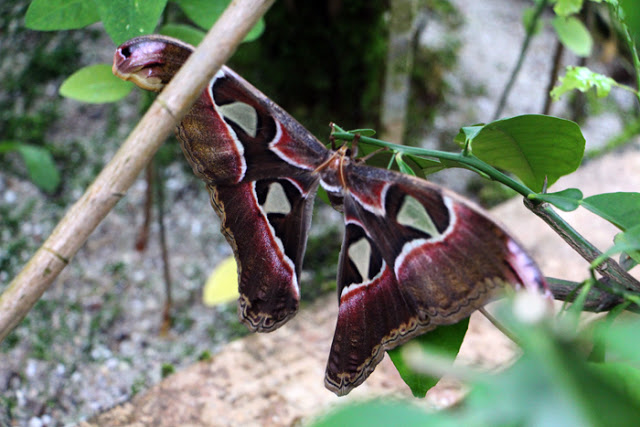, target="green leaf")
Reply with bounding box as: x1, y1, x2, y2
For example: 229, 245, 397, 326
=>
93, 0, 168, 45
615, 232, 640, 266
60, 64, 134, 103
173, 0, 264, 42
454, 125, 483, 147
310, 400, 448, 427
551, 66, 617, 100
347, 128, 377, 137
395, 153, 416, 176
620, 252, 639, 271
553, 0, 584, 17
388, 318, 469, 398
244, 18, 265, 42
467, 115, 585, 192
407, 155, 445, 175
0, 142, 61, 193
581, 192, 640, 231
552, 16, 593, 57
159, 23, 205, 46
529, 188, 583, 211
591, 225, 640, 269
25, 0, 100, 30
620, 0, 640, 45
588, 363, 640, 408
